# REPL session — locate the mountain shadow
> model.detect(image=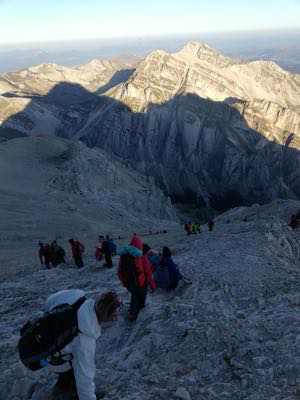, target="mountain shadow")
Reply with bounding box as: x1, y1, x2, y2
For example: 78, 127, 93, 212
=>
95, 68, 135, 95
1, 82, 300, 214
